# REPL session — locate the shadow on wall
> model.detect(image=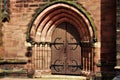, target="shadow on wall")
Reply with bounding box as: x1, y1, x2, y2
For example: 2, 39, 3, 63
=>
101, 0, 116, 80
